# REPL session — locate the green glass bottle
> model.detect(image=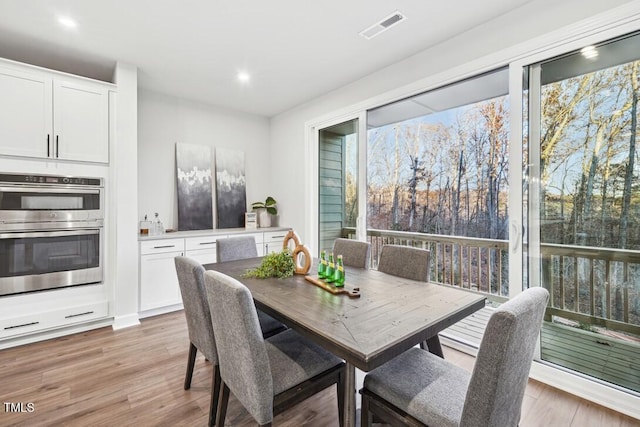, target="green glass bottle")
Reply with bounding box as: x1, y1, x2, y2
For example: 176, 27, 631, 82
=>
318, 250, 327, 278
325, 252, 335, 283
334, 254, 345, 287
